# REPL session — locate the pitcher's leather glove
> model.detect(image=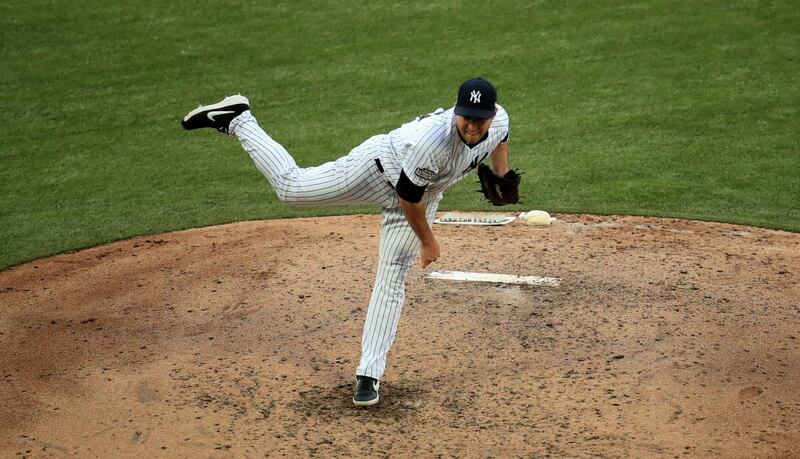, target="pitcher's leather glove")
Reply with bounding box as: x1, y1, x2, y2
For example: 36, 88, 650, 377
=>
477, 163, 521, 206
